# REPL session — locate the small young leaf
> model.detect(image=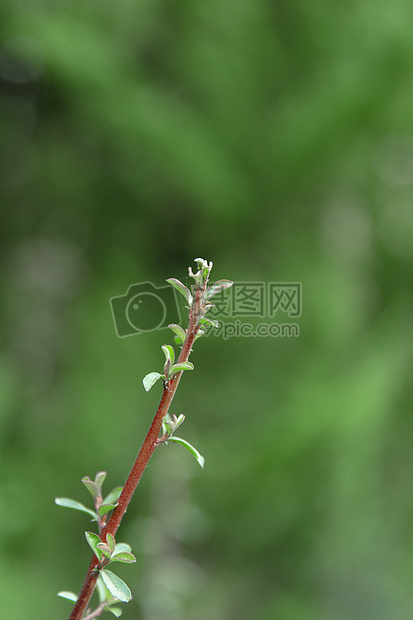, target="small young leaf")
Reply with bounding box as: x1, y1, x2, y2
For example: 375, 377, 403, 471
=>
113, 542, 132, 554
55, 498, 98, 520
162, 412, 173, 434
85, 531, 103, 561
161, 412, 185, 436
106, 533, 116, 552
58, 591, 78, 602
108, 606, 123, 617
95, 471, 107, 488
97, 543, 112, 558
188, 258, 213, 286
195, 328, 205, 340
100, 570, 132, 603
81, 477, 99, 500
194, 257, 213, 279
103, 486, 123, 506
143, 372, 165, 392
167, 436, 205, 468
98, 503, 117, 518
161, 344, 175, 367
168, 362, 194, 376
109, 551, 137, 564
166, 278, 193, 306
205, 279, 233, 300
199, 317, 219, 328
172, 413, 185, 431
168, 323, 186, 345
